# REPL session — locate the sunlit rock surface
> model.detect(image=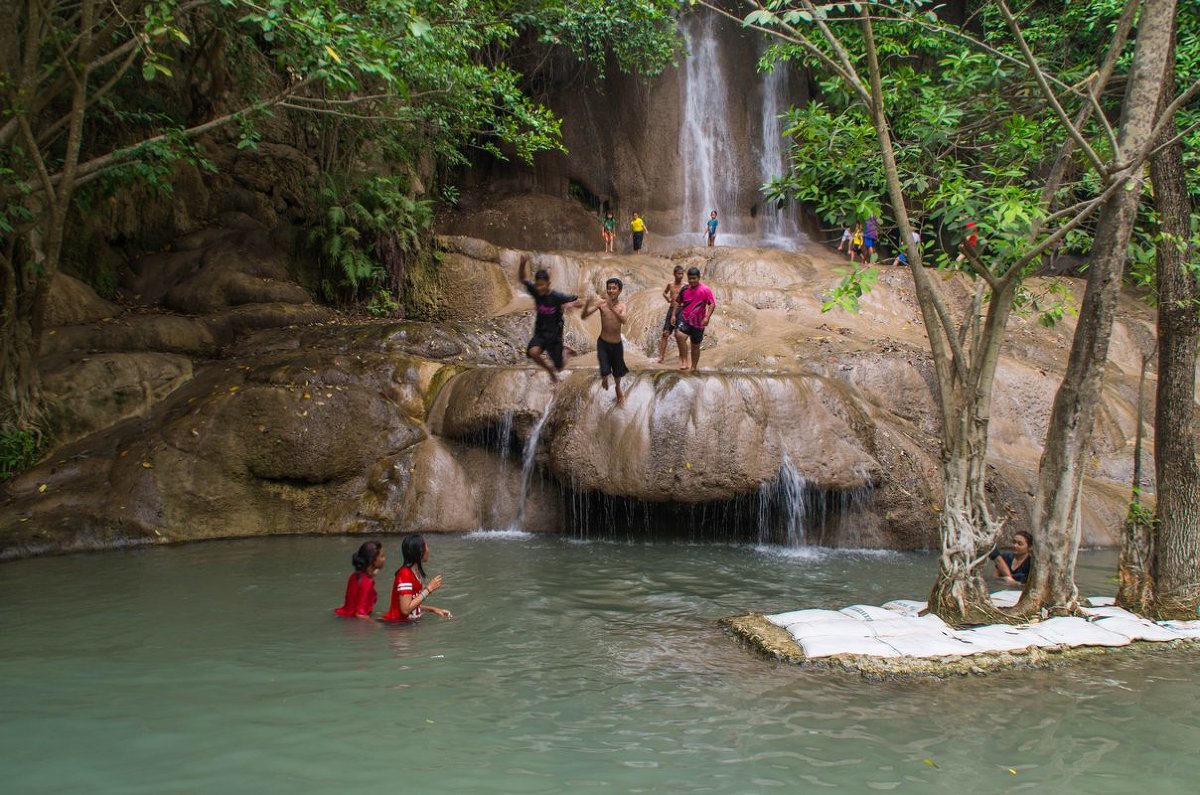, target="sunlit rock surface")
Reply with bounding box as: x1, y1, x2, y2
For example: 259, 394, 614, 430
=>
1, 230, 1158, 558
